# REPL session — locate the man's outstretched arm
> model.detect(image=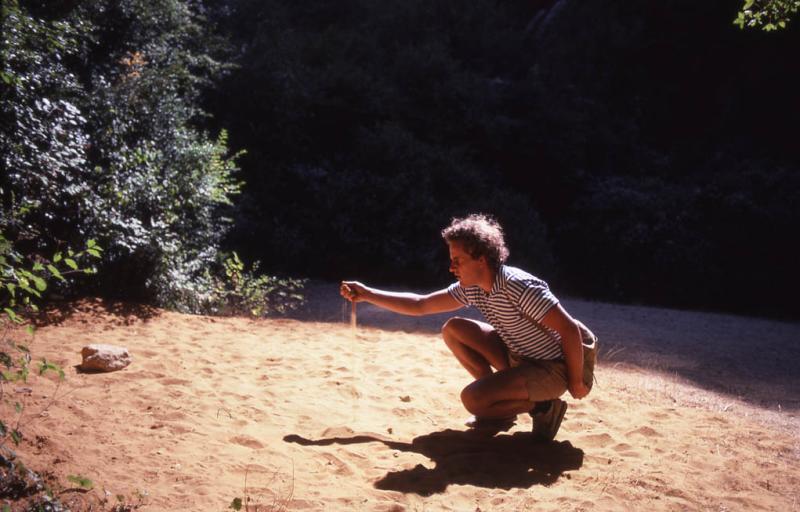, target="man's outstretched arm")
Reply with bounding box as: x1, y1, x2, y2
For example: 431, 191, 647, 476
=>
340, 281, 463, 316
